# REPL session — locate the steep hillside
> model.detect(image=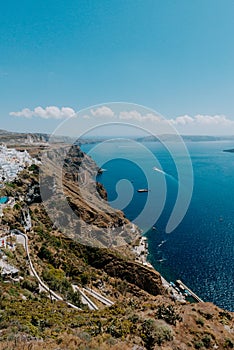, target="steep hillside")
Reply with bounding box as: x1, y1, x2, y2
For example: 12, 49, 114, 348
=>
0, 137, 233, 350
